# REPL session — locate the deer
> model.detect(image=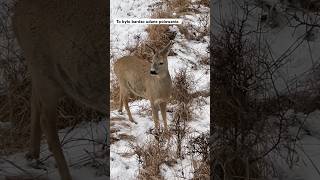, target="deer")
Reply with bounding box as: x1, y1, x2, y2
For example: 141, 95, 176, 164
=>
11, 0, 107, 180
114, 41, 173, 134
